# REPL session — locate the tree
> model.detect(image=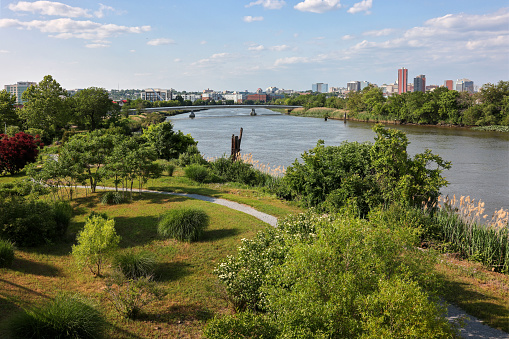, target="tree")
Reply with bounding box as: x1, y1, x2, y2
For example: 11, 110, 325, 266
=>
72, 214, 120, 277
143, 121, 197, 160
73, 87, 113, 130
0, 132, 43, 175
0, 90, 19, 129
19, 75, 71, 138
